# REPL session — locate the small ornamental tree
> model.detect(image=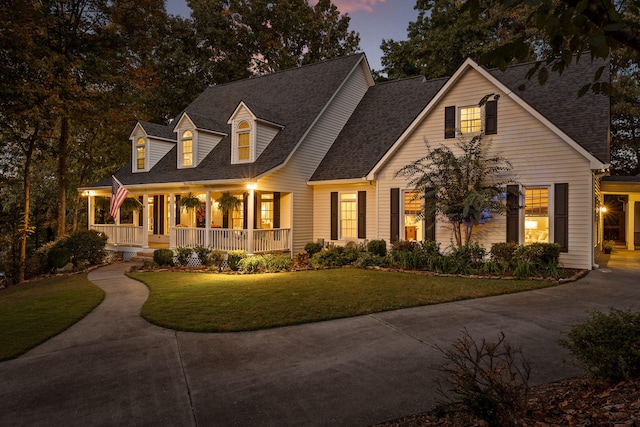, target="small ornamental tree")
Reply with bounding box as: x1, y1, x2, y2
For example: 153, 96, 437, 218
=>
396, 132, 515, 248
